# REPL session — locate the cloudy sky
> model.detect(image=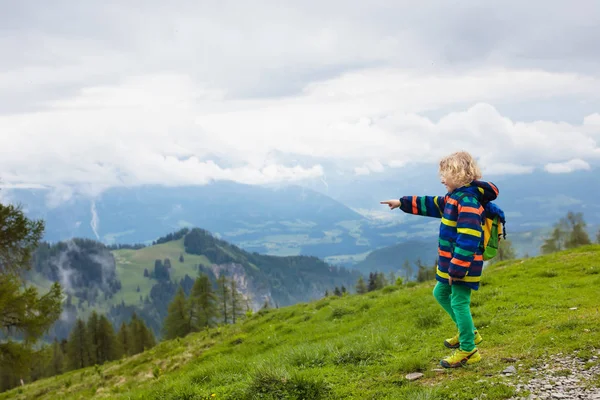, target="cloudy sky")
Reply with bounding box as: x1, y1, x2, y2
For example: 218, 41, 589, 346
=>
1, 0, 600, 193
